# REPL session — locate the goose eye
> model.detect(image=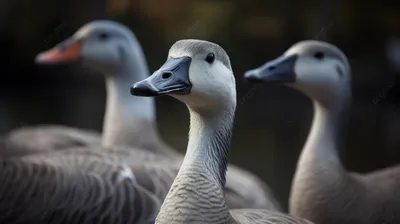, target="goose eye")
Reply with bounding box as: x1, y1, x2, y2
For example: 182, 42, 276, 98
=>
205, 53, 215, 64
314, 52, 324, 60
98, 33, 109, 40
